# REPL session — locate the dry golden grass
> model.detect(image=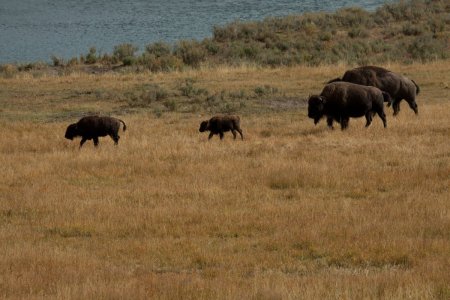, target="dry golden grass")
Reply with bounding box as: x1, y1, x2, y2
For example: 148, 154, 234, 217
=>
0, 62, 449, 299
